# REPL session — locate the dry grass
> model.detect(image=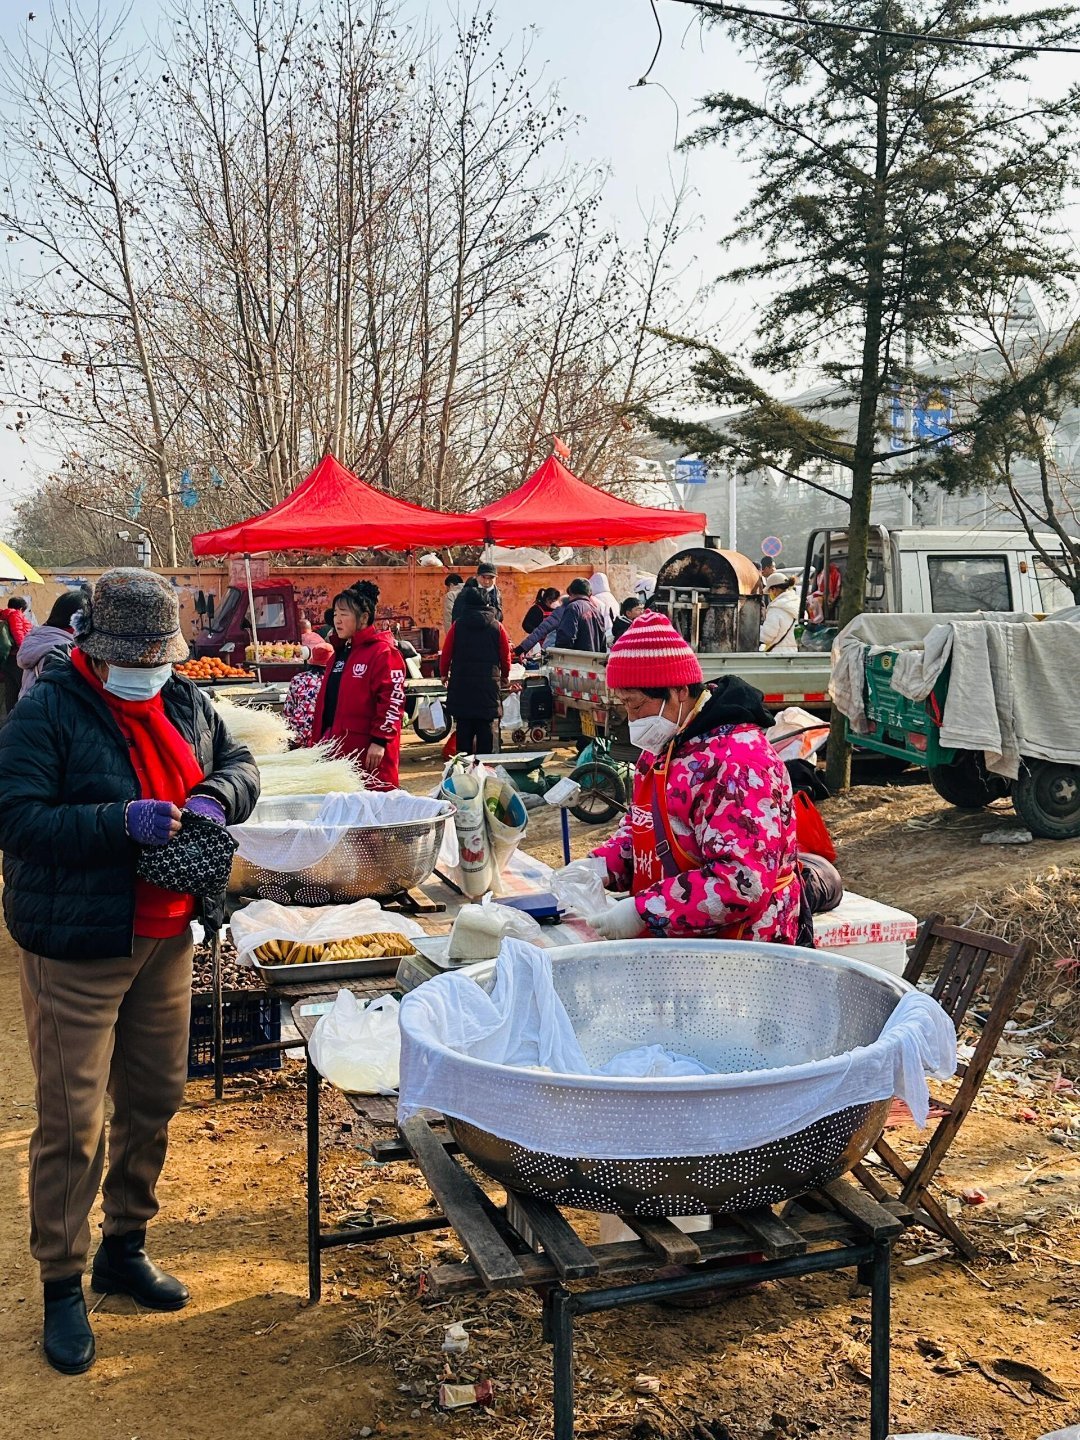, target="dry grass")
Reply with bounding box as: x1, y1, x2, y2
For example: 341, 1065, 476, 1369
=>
953, 865, 1080, 1035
